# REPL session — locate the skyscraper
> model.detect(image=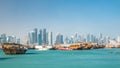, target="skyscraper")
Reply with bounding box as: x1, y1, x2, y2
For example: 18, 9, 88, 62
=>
104, 36, 110, 44
81, 35, 86, 42
74, 33, 79, 43
86, 34, 91, 43
38, 29, 42, 45
117, 36, 120, 43
43, 29, 47, 45
99, 33, 102, 39
64, 36, 70, 44
98, 33, 103, 44
1, 33, 7, 43
46, 32, 49, 45
0, 37, 2, 43
70, 35, 74, 44
6, 36, 16, 43
55, 33, 64, 44
50, 32, 53, 45
16, 38, 20, 44
28, 32, 31, 44
48, 32, 53, 45
34, 28, 38, 43
28, 31, 35, 44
